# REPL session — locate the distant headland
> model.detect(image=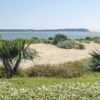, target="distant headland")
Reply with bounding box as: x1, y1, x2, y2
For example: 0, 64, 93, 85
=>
0, 28, 89, 32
